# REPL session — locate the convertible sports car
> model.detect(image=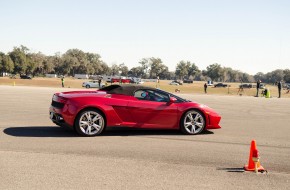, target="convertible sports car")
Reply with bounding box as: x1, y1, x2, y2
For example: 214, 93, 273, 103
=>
49, 85, 221, 136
